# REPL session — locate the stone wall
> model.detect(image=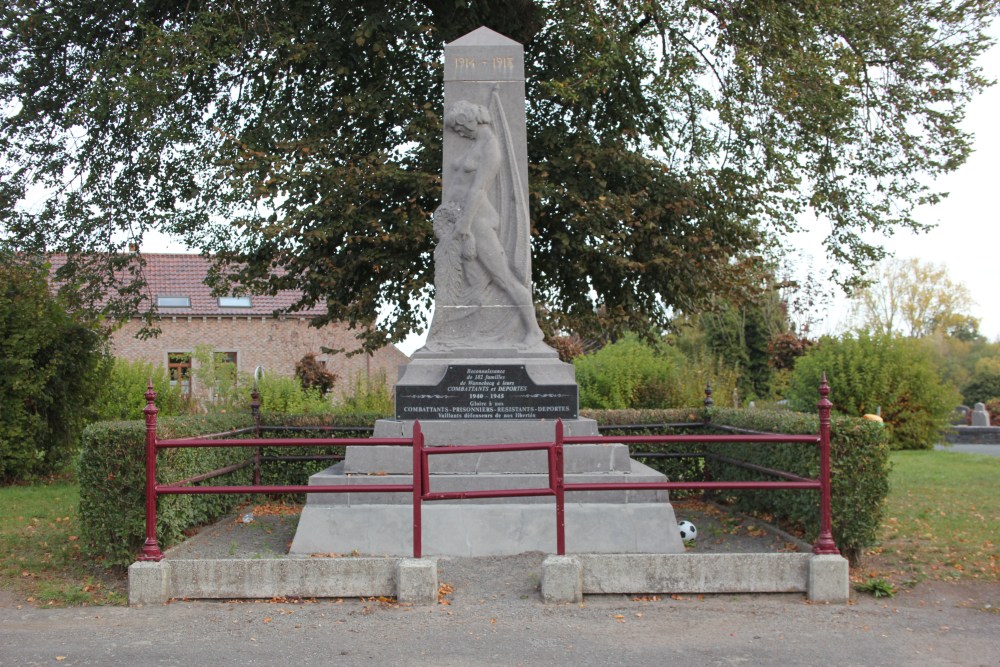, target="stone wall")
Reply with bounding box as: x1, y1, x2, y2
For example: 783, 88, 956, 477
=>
943, 426, 1000, 445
